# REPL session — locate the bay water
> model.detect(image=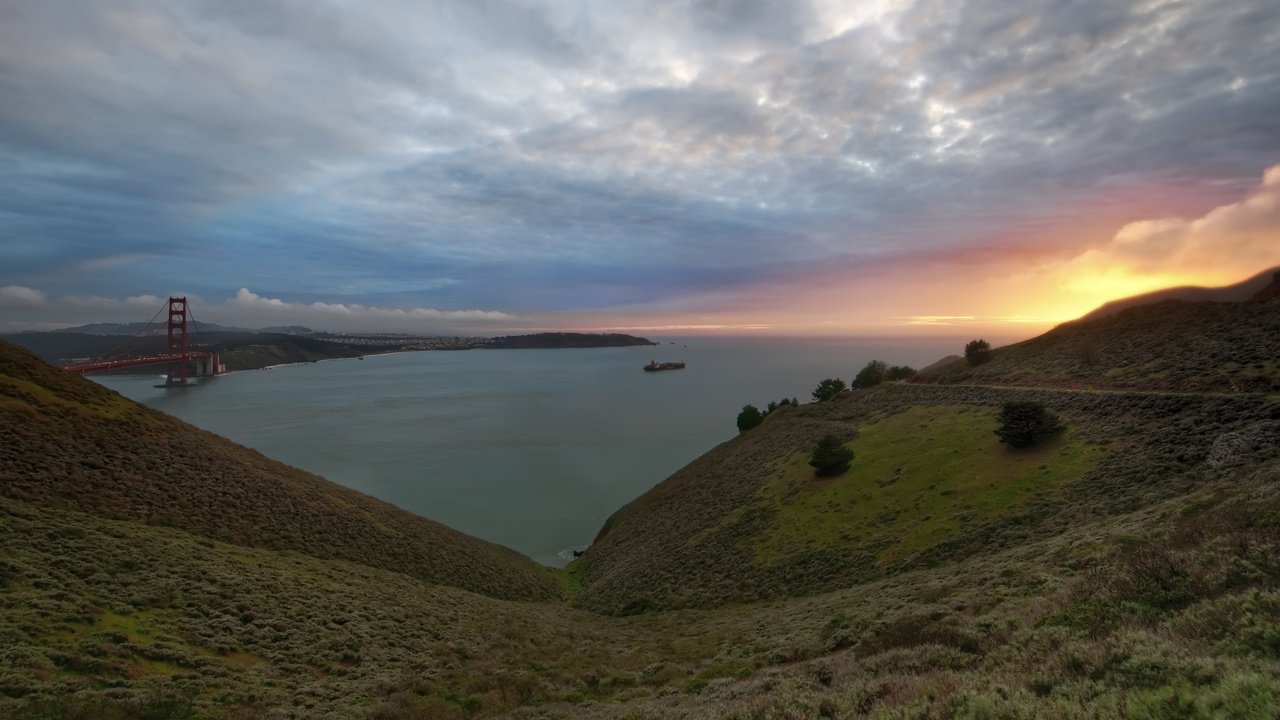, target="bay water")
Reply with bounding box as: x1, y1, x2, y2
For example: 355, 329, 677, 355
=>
93, 336, 979, 566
